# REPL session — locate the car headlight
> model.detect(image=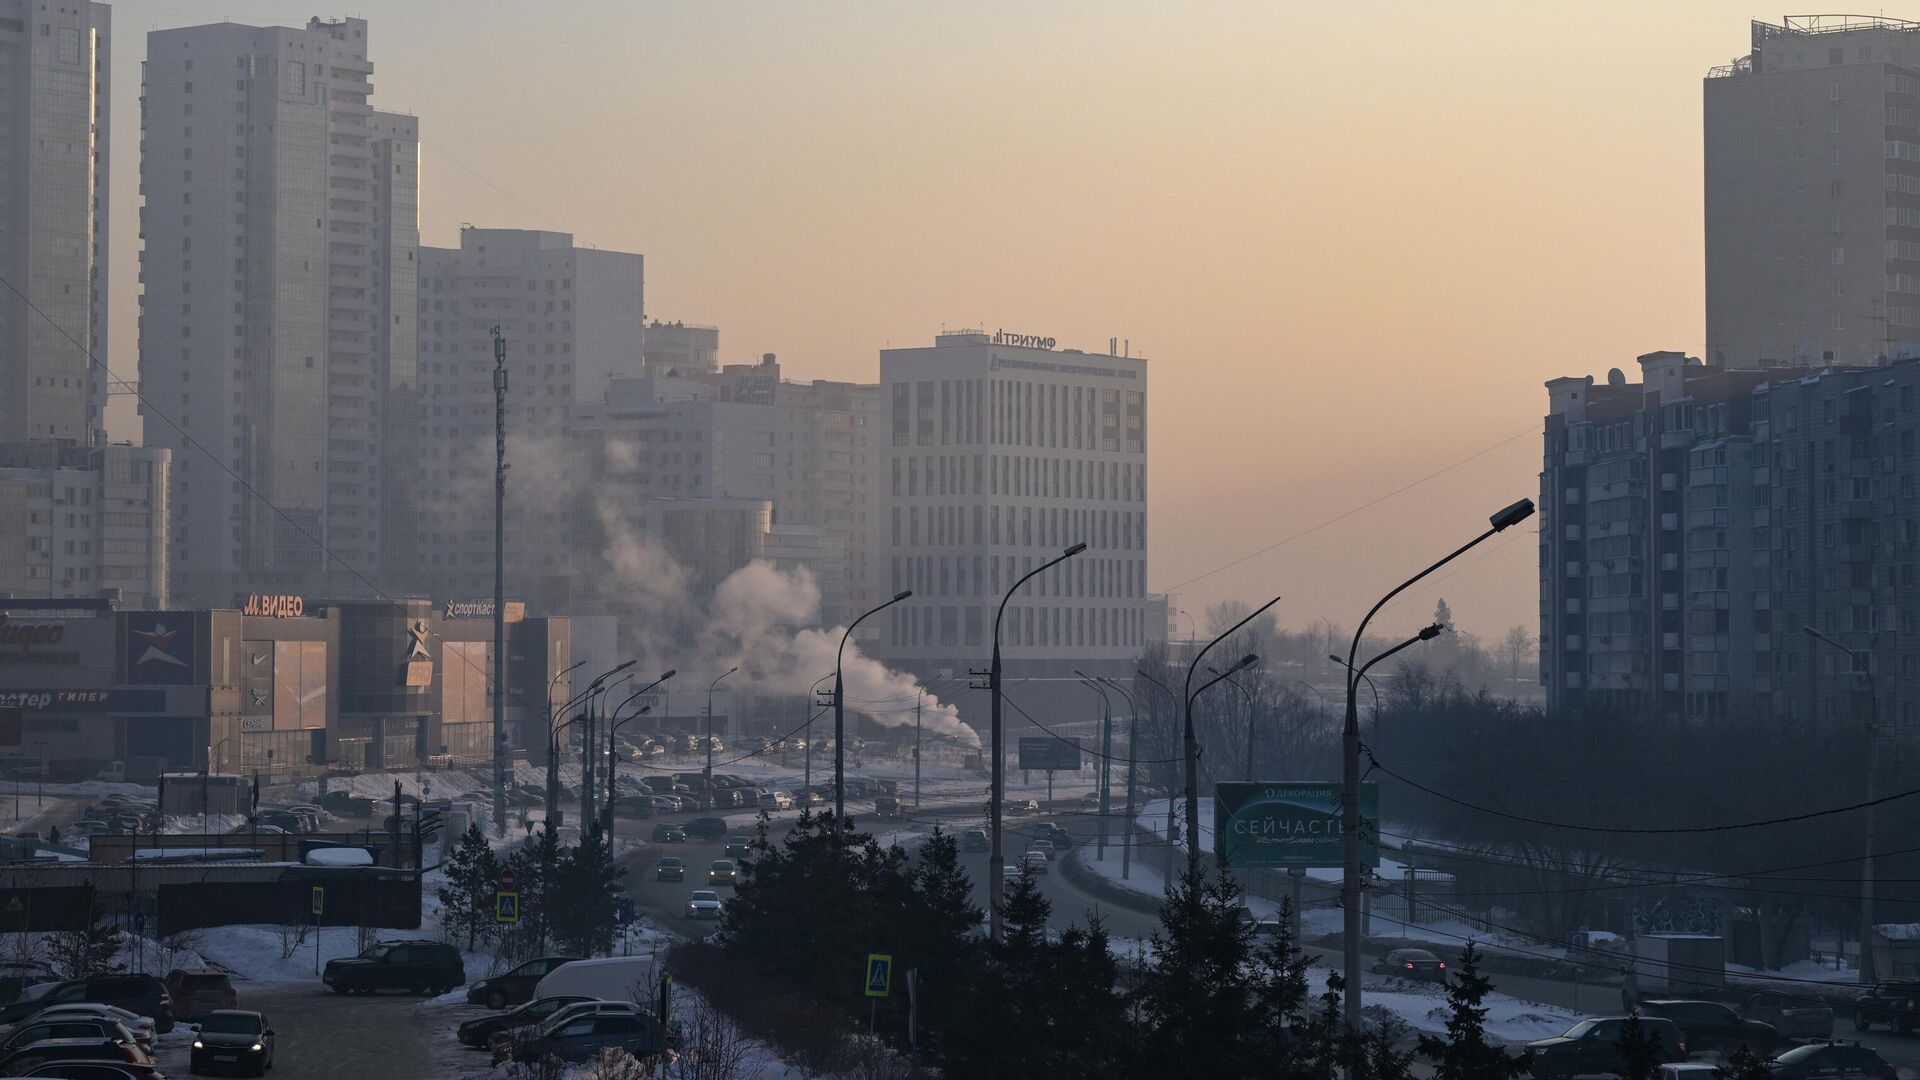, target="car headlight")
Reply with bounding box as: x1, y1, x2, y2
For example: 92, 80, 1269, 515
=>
193, 1040, 204, 1049
251, 1042, 263, 1051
